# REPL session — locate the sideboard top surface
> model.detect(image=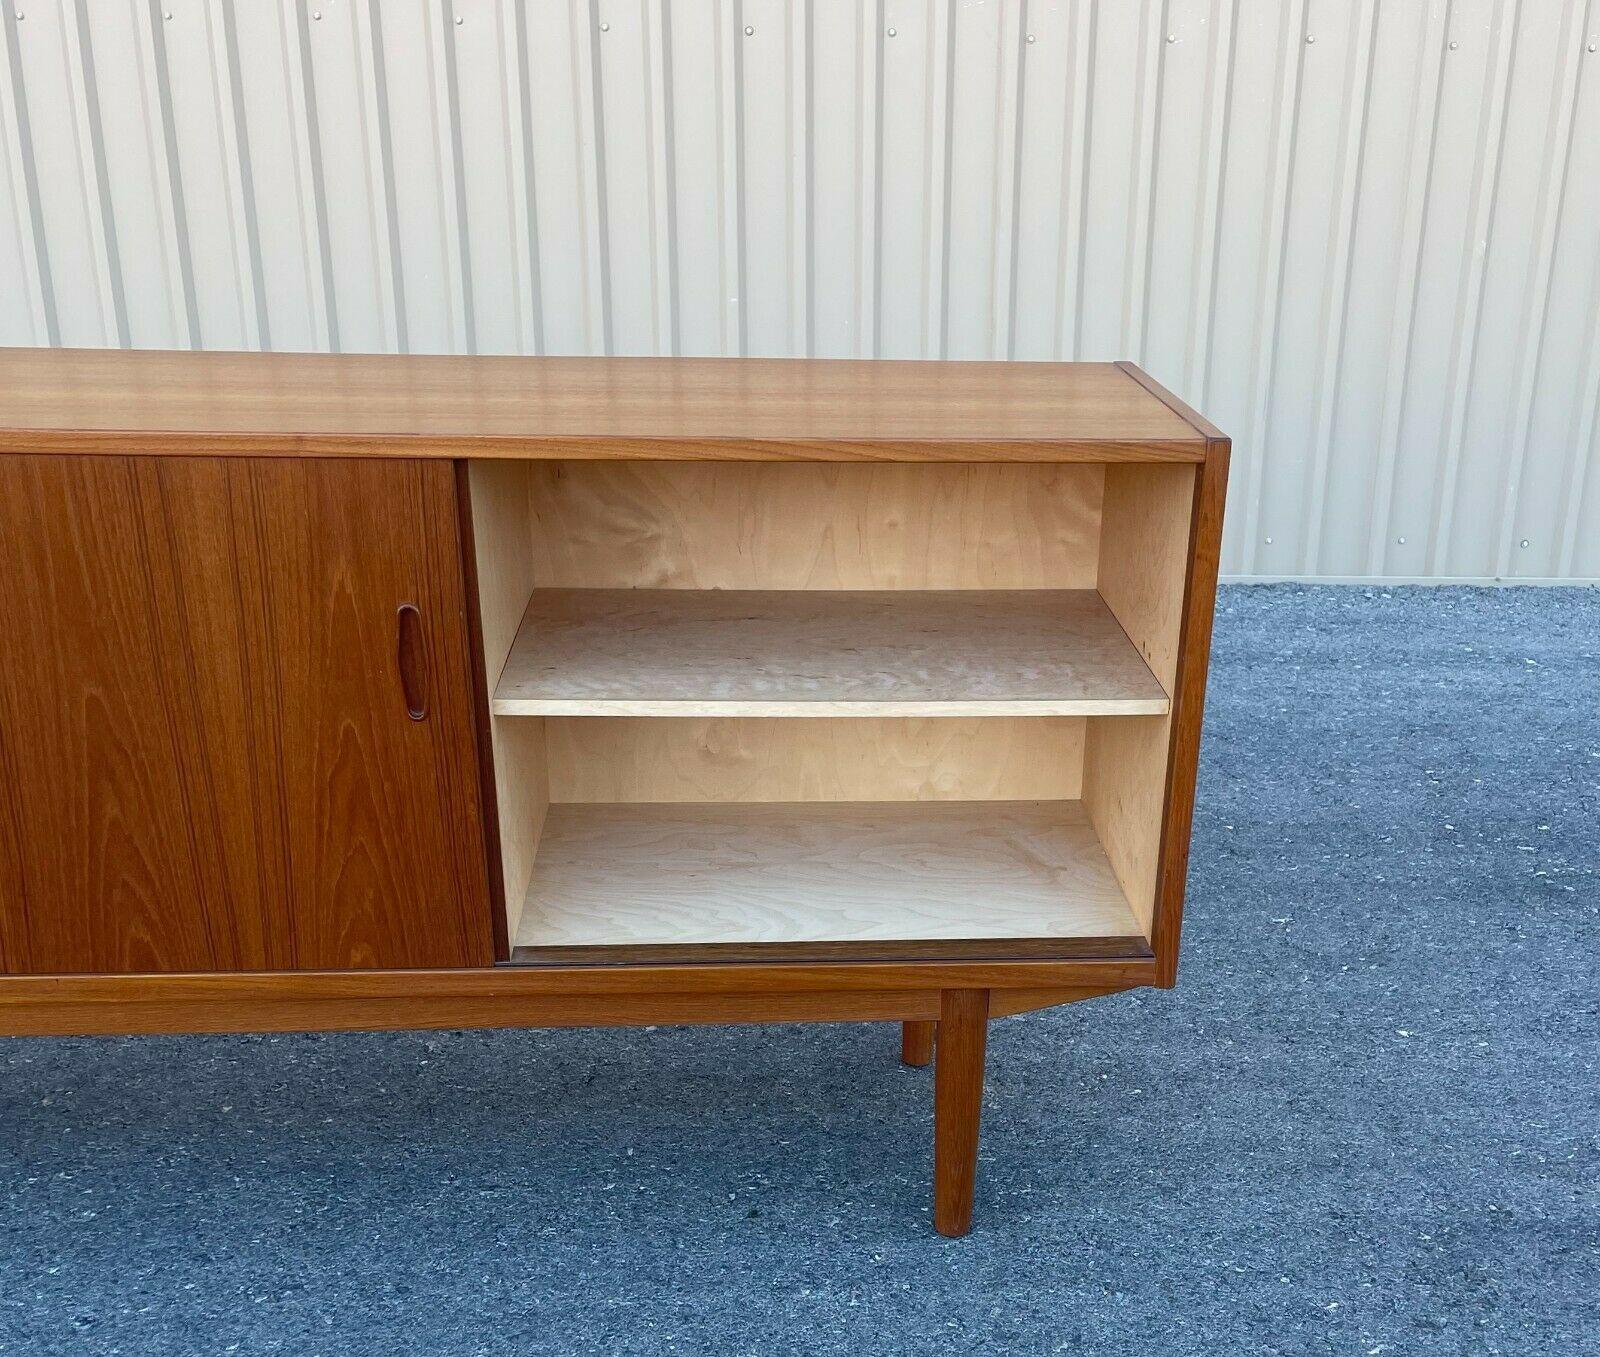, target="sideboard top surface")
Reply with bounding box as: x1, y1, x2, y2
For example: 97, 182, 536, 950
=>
0, 349, 1208, 461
